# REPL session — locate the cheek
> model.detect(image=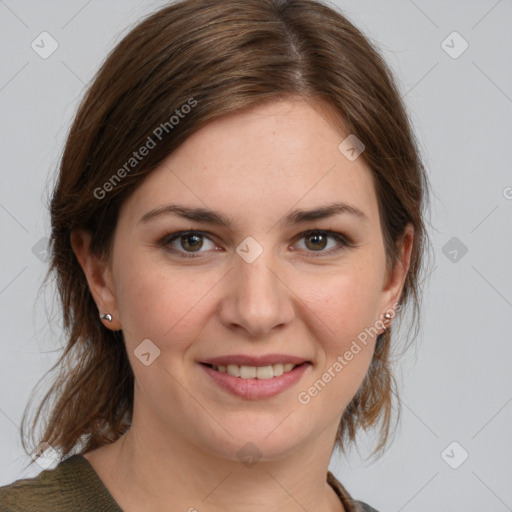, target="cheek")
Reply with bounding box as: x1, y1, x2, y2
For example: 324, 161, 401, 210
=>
293, 263, 382, 413
114, 259, 215, 355
299, 259, 383, 341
